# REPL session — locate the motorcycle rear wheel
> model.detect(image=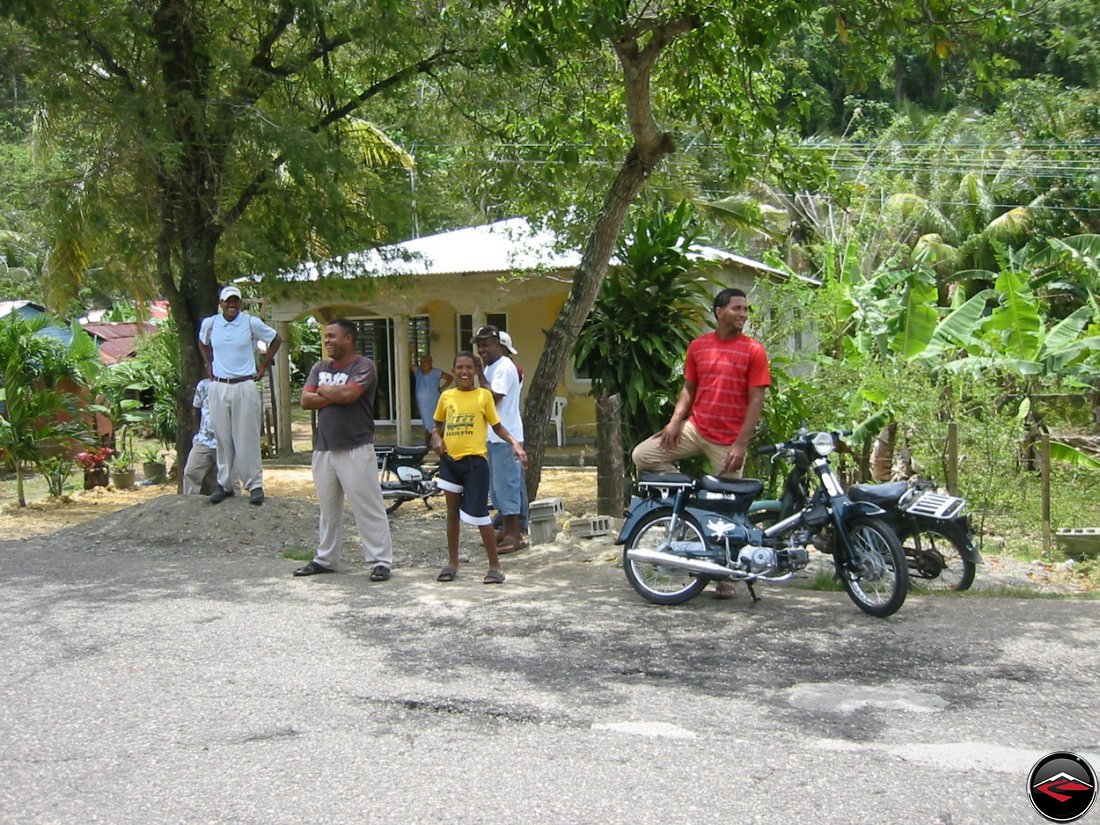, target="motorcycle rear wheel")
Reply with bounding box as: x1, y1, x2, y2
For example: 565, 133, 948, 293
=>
904, 526, 975, 592
623, 510, 709, 605
839, 517, 907, 617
